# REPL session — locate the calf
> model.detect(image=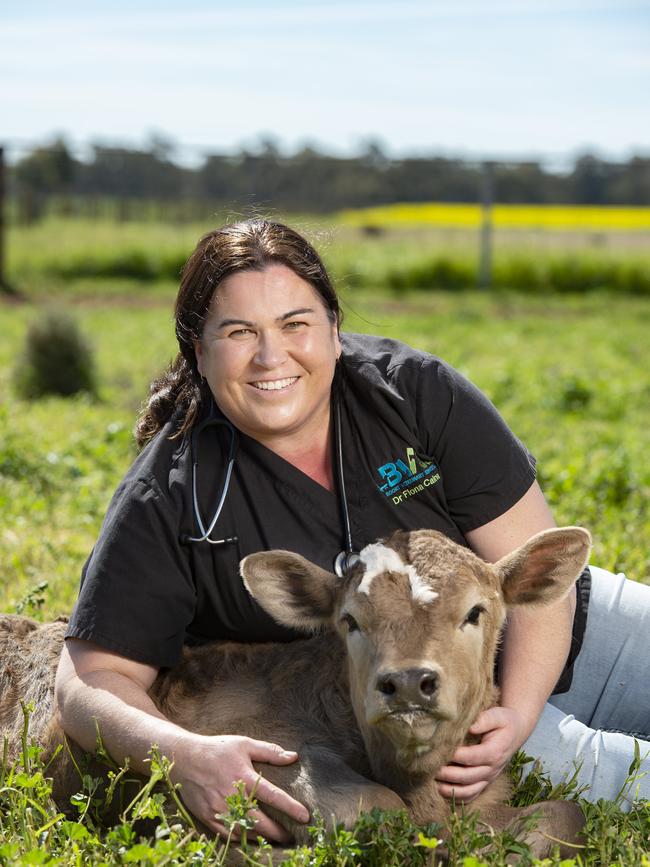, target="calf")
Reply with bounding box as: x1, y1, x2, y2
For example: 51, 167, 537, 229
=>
0, 527, 590, 856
